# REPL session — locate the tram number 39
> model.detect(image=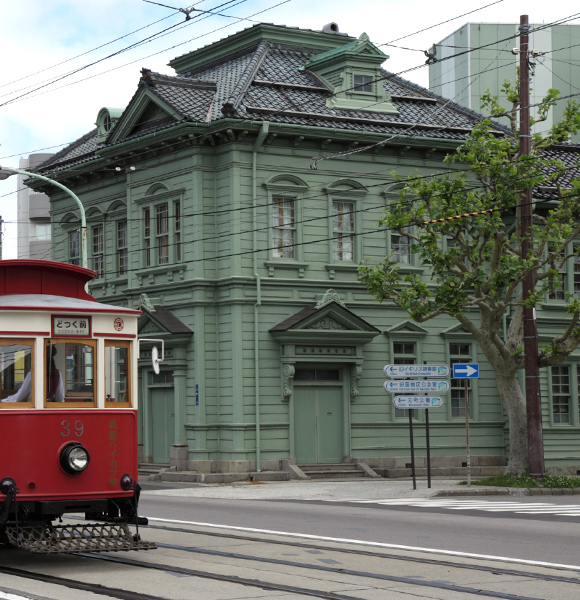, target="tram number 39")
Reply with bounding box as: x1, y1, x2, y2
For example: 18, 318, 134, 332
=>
61, 420, 84, 437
